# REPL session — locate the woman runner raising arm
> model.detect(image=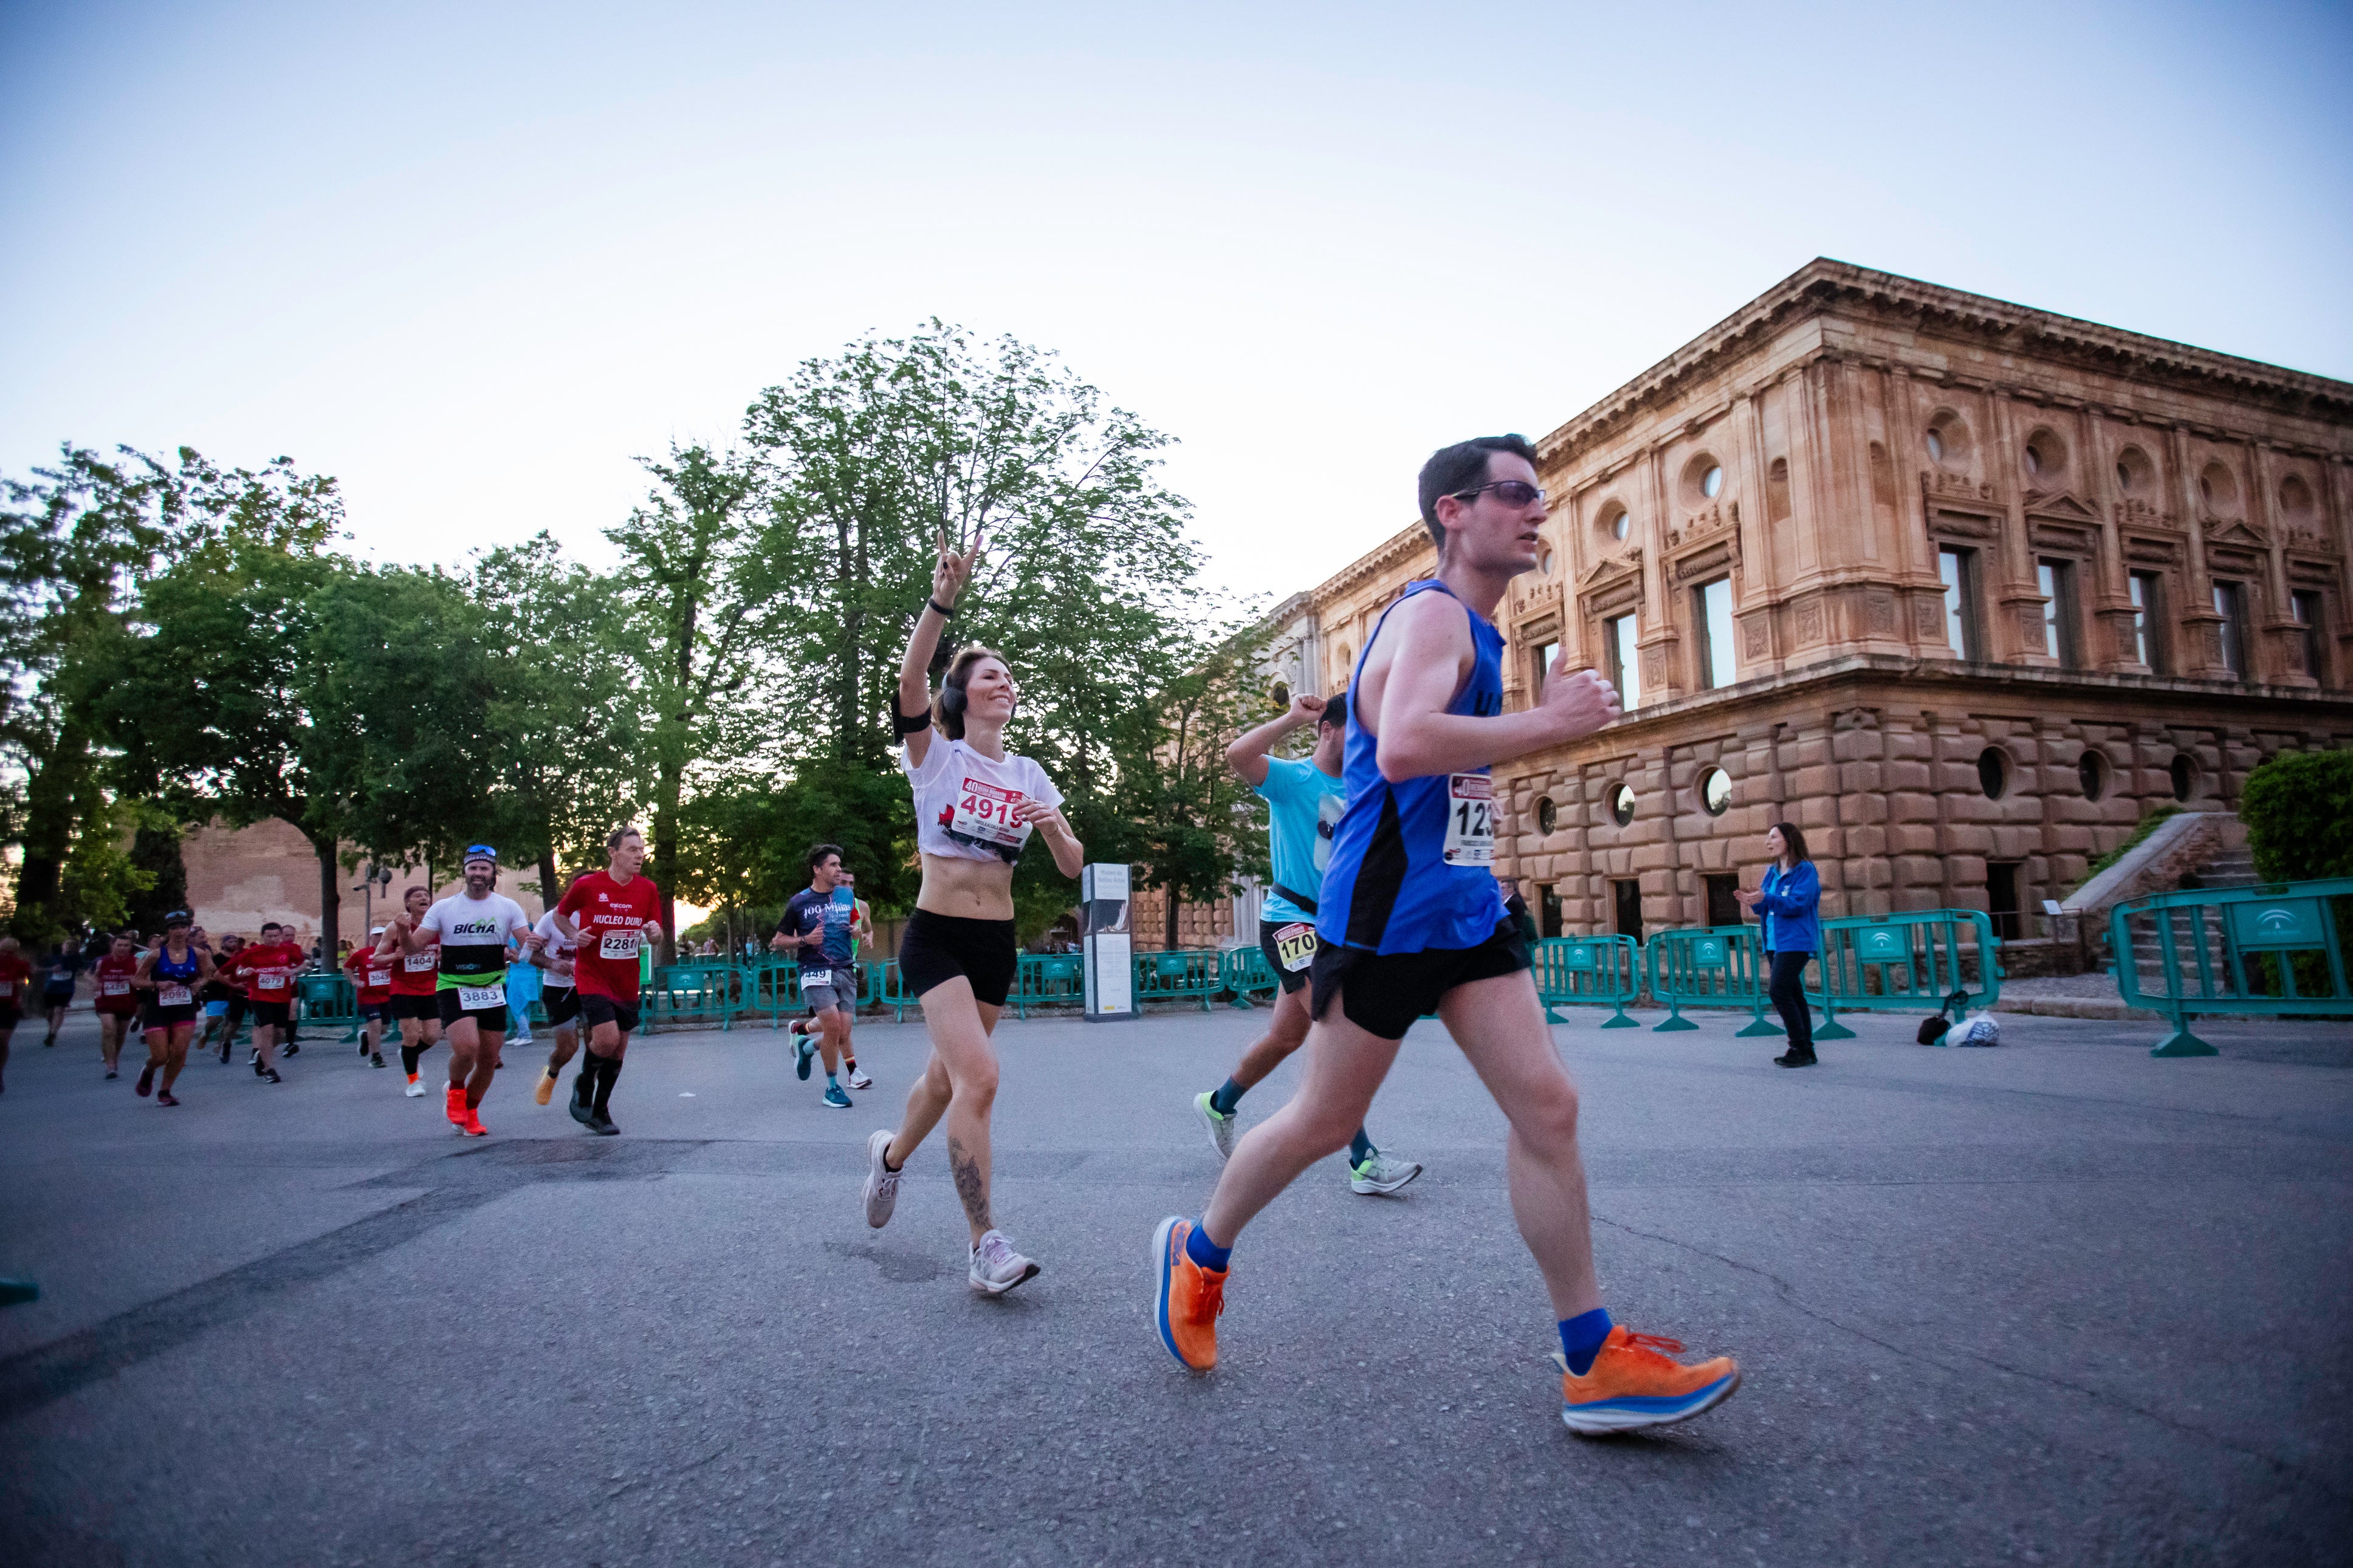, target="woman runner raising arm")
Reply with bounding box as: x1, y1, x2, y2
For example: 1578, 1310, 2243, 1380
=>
860, 533, 1084, 1295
